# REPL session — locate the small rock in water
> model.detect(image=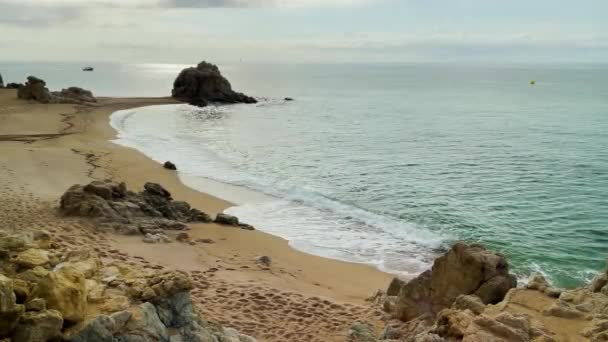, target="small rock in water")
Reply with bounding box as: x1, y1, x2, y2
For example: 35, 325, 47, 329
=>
284, 97, 294, 101
255, 256, 272, 267
163, 161, 177, 170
